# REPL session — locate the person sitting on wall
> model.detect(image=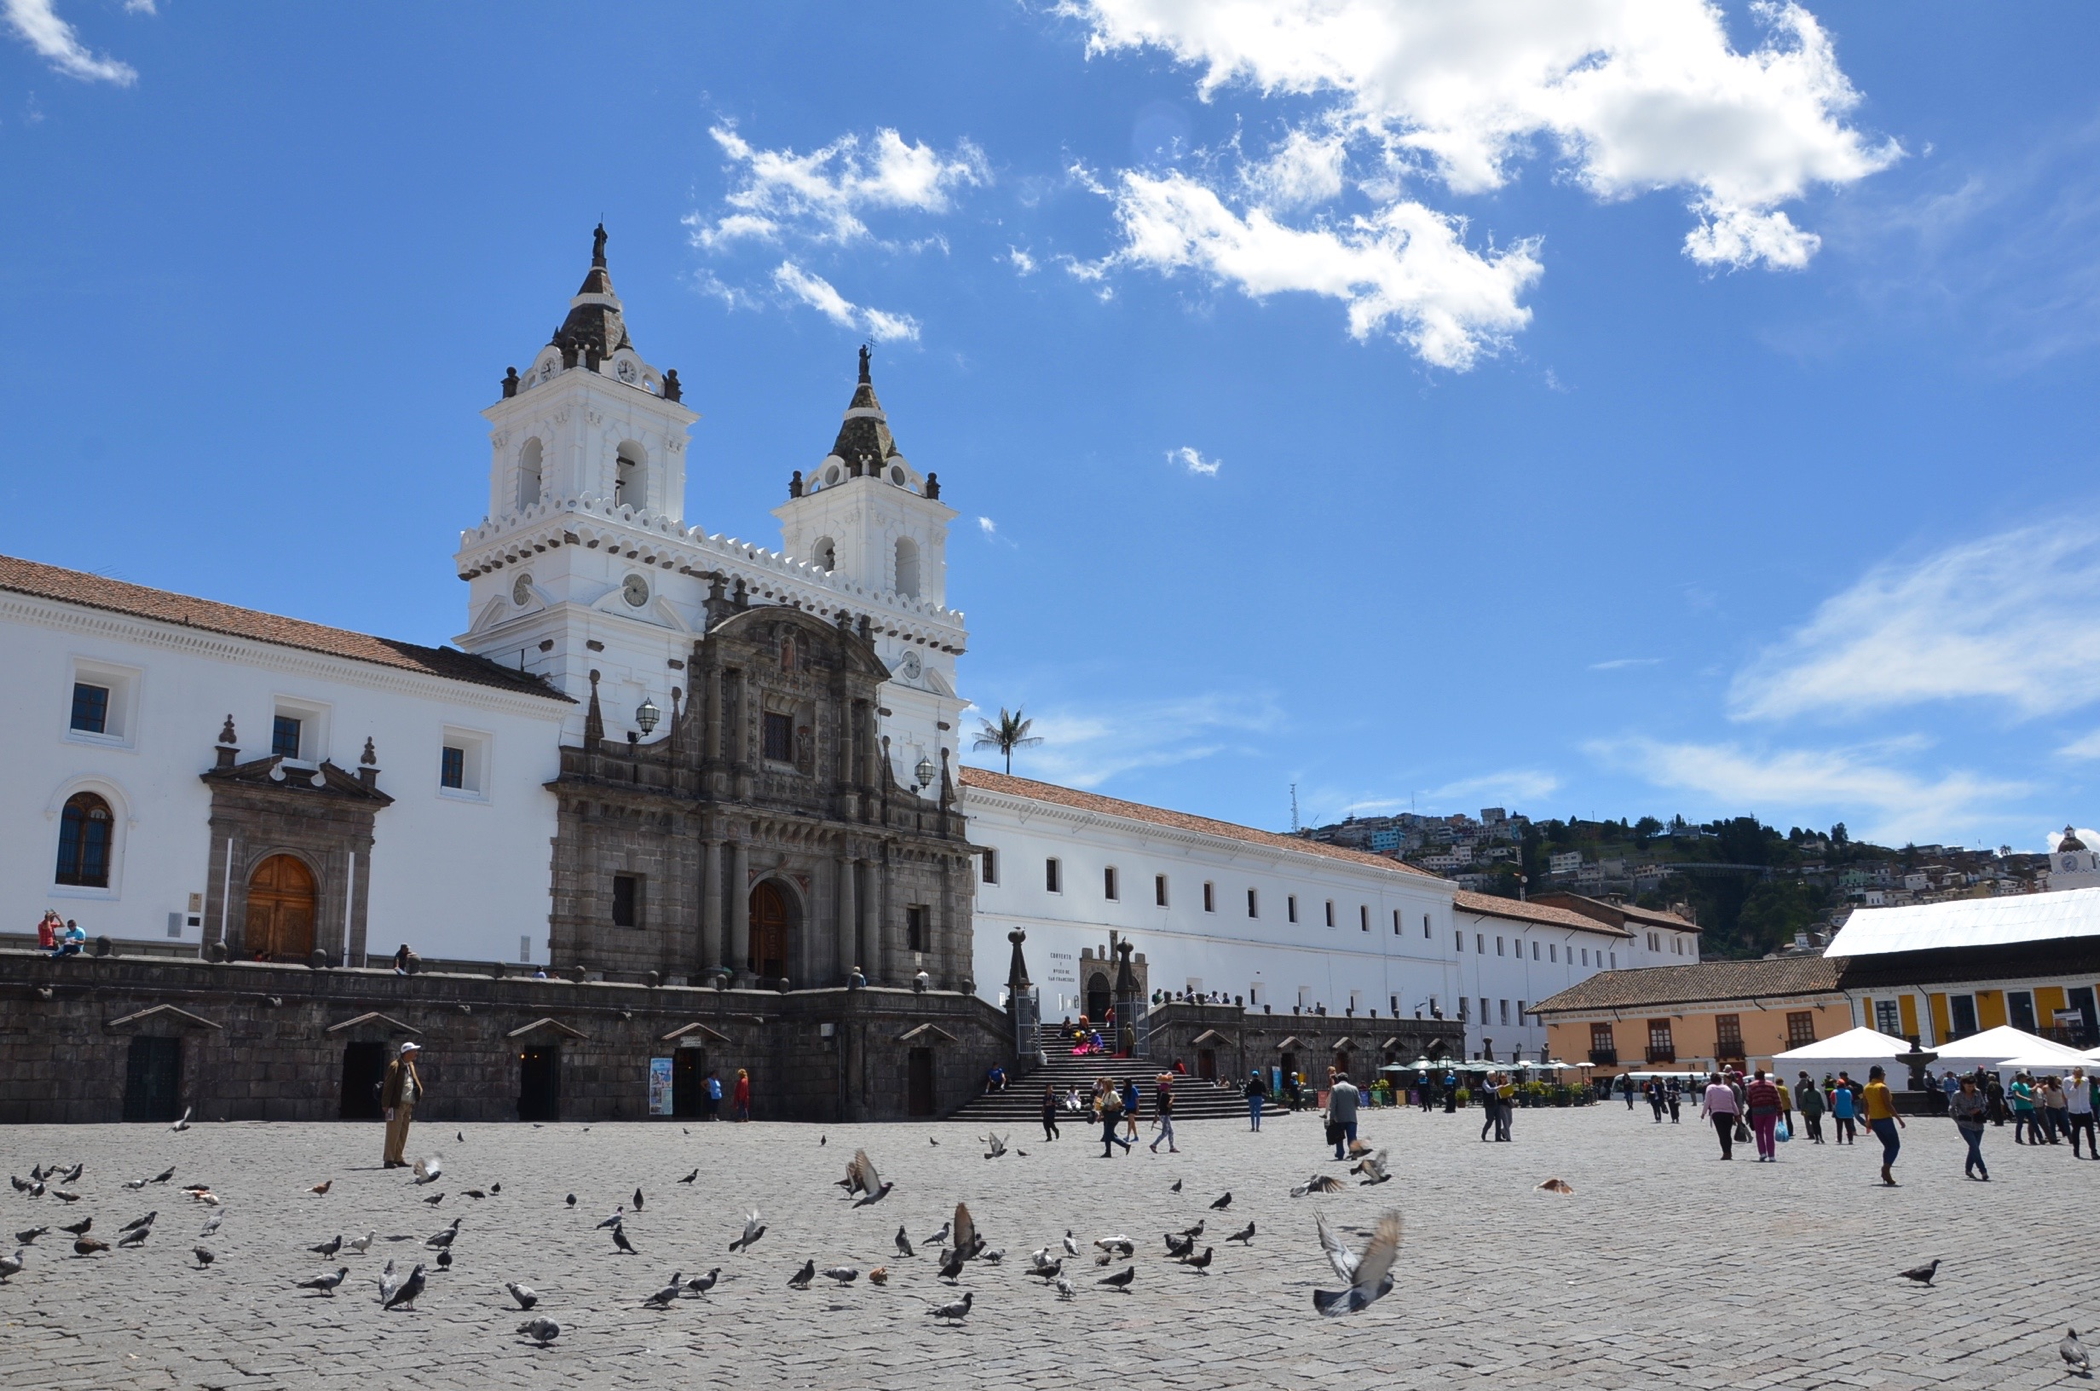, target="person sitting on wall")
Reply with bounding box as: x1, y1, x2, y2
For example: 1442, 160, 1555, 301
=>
37, 910, 63, 956
57, 920, 86, 957
392, 943, 420, 975
1172, 1058, 1187, 1076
